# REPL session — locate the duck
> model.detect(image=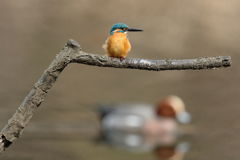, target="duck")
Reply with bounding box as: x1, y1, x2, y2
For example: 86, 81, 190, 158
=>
98, 95, 191, 136
96, 95, 191, 151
